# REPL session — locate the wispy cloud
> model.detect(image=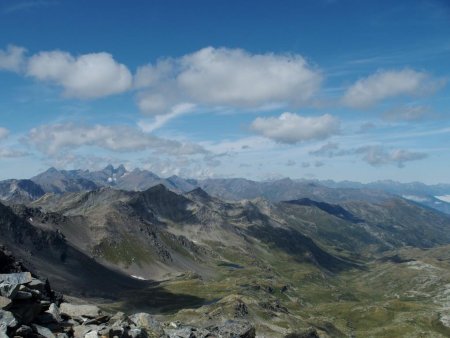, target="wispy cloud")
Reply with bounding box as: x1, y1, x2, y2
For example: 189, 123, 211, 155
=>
310, 142, 427, 168
138, 103, 196, 133
2, 0, 58, 14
